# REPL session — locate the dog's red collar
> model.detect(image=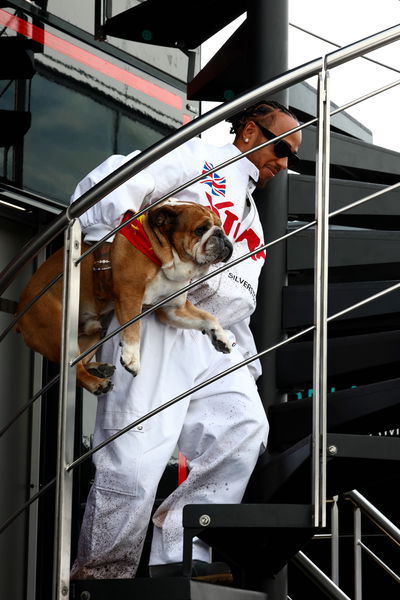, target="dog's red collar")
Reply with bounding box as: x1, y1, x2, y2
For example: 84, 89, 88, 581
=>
119, 211, 162, 267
